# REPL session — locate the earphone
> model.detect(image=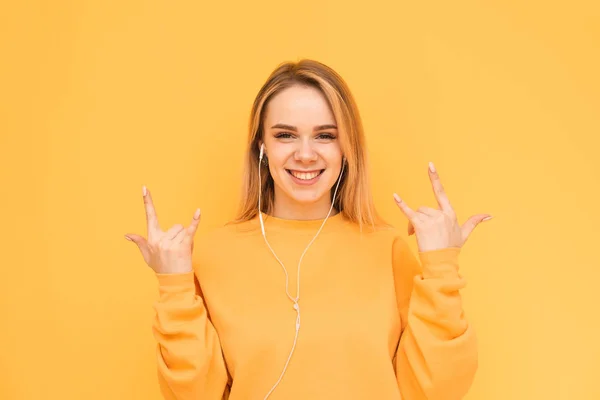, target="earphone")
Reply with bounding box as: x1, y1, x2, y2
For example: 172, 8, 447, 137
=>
258, 143, 345, 399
